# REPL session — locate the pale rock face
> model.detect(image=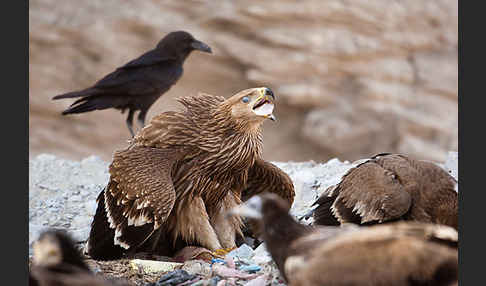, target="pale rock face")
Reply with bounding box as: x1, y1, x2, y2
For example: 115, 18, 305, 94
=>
30, 0, 457, 163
